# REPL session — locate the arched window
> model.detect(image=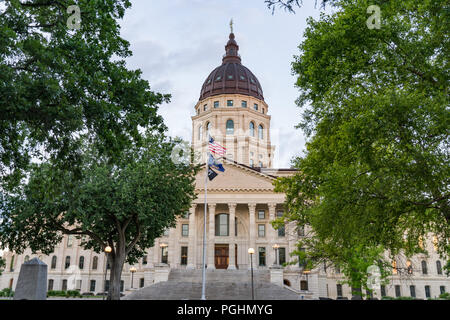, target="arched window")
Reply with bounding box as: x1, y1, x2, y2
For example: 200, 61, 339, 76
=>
392, 260, 398, 274
79, 256, 84, 270
92, 256, 98, 270
24, 255, 30, 262
284, 279, 291, 287
421, 260, 428, 274
215, 214, 229, 236
10, 255, 15, 272
198, 125, 203, 140
436, 260, 442, 275
51, 256, 57, 269
258, 125, 264, 139
206, 122, 211, 137
65, 256, 70, 269
226, 120, 234, 135
249, 122, 255, 137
